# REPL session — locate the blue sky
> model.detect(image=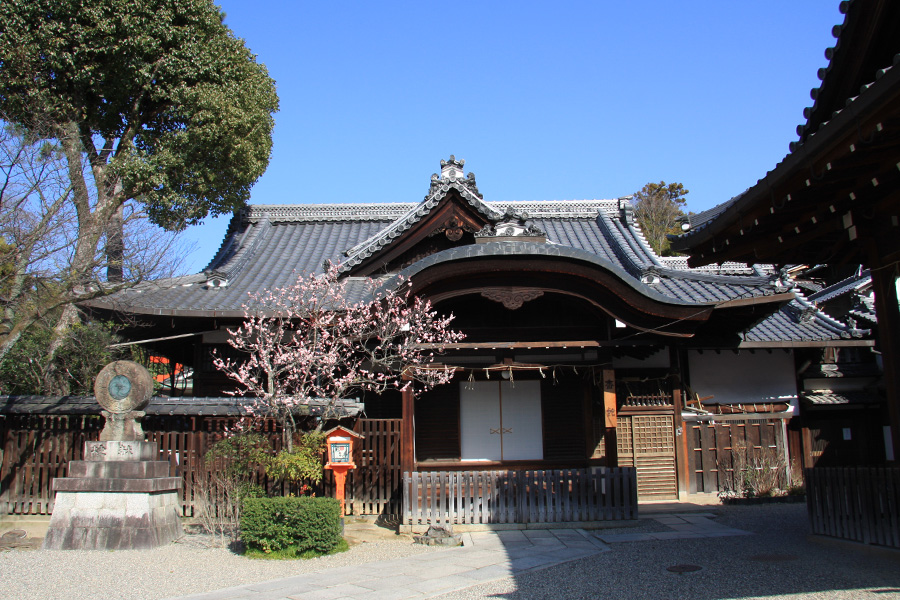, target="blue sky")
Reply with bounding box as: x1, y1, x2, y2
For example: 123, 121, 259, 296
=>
182, 1, 844, 272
